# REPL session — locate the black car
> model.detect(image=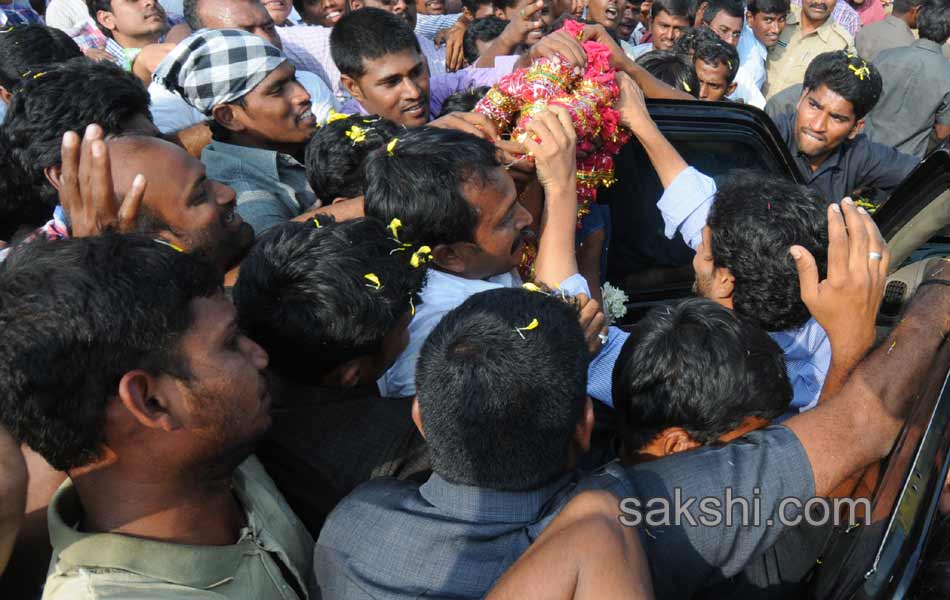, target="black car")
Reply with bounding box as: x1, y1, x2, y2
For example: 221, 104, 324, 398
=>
603, 100, 950, 600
